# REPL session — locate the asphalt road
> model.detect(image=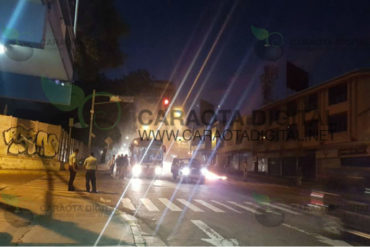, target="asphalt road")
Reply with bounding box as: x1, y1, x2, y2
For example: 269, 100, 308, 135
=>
0, 170, 359, 245
98, 174, 351, 246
